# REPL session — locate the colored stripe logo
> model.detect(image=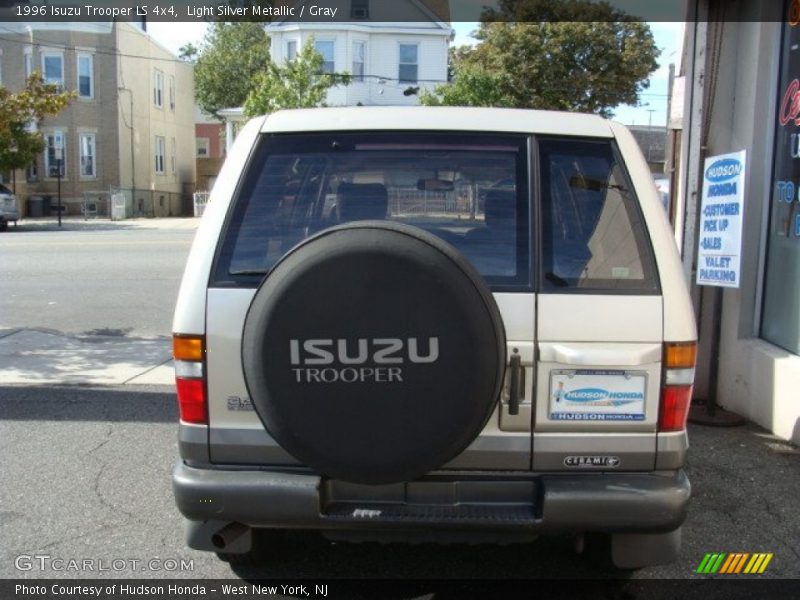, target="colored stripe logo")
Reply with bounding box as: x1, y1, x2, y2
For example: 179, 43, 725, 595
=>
696, 553, 773, 574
